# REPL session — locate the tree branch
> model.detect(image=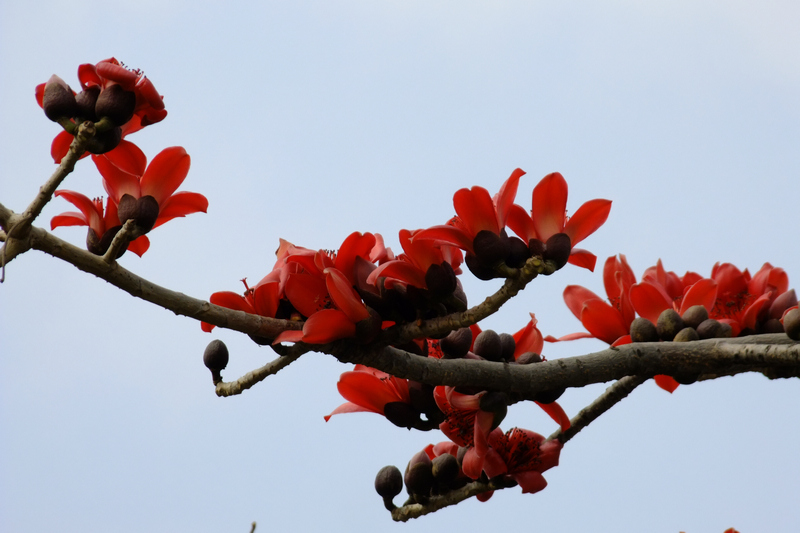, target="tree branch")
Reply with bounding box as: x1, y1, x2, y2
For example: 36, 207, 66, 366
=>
214, 344, 311, 397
